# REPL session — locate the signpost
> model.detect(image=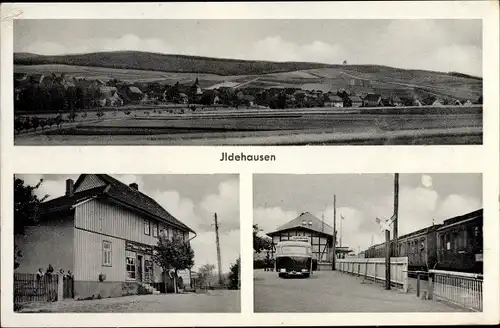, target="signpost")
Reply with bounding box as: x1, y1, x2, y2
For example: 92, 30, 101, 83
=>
376, 214, 396, 290
332, 195, 336, 271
